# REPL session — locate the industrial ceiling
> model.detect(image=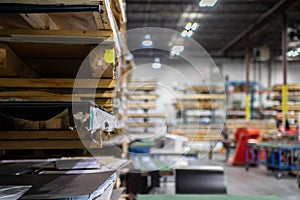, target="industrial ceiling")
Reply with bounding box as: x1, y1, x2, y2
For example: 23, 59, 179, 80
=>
126, 0, 300, 59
